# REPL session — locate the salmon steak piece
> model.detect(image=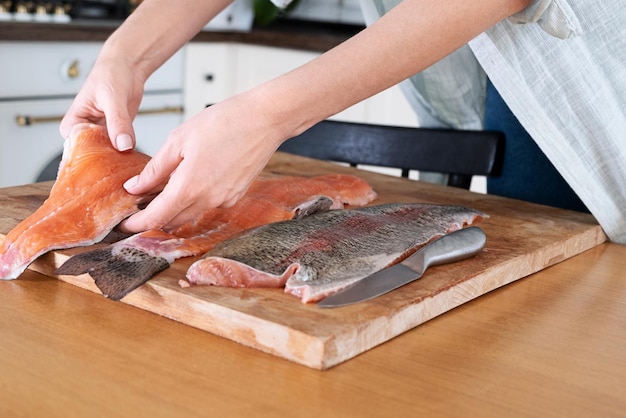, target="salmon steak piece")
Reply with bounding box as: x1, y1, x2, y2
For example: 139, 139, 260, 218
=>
184, 203, 487, 303
0, 124, 151, 280
55, 173, 377, 300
